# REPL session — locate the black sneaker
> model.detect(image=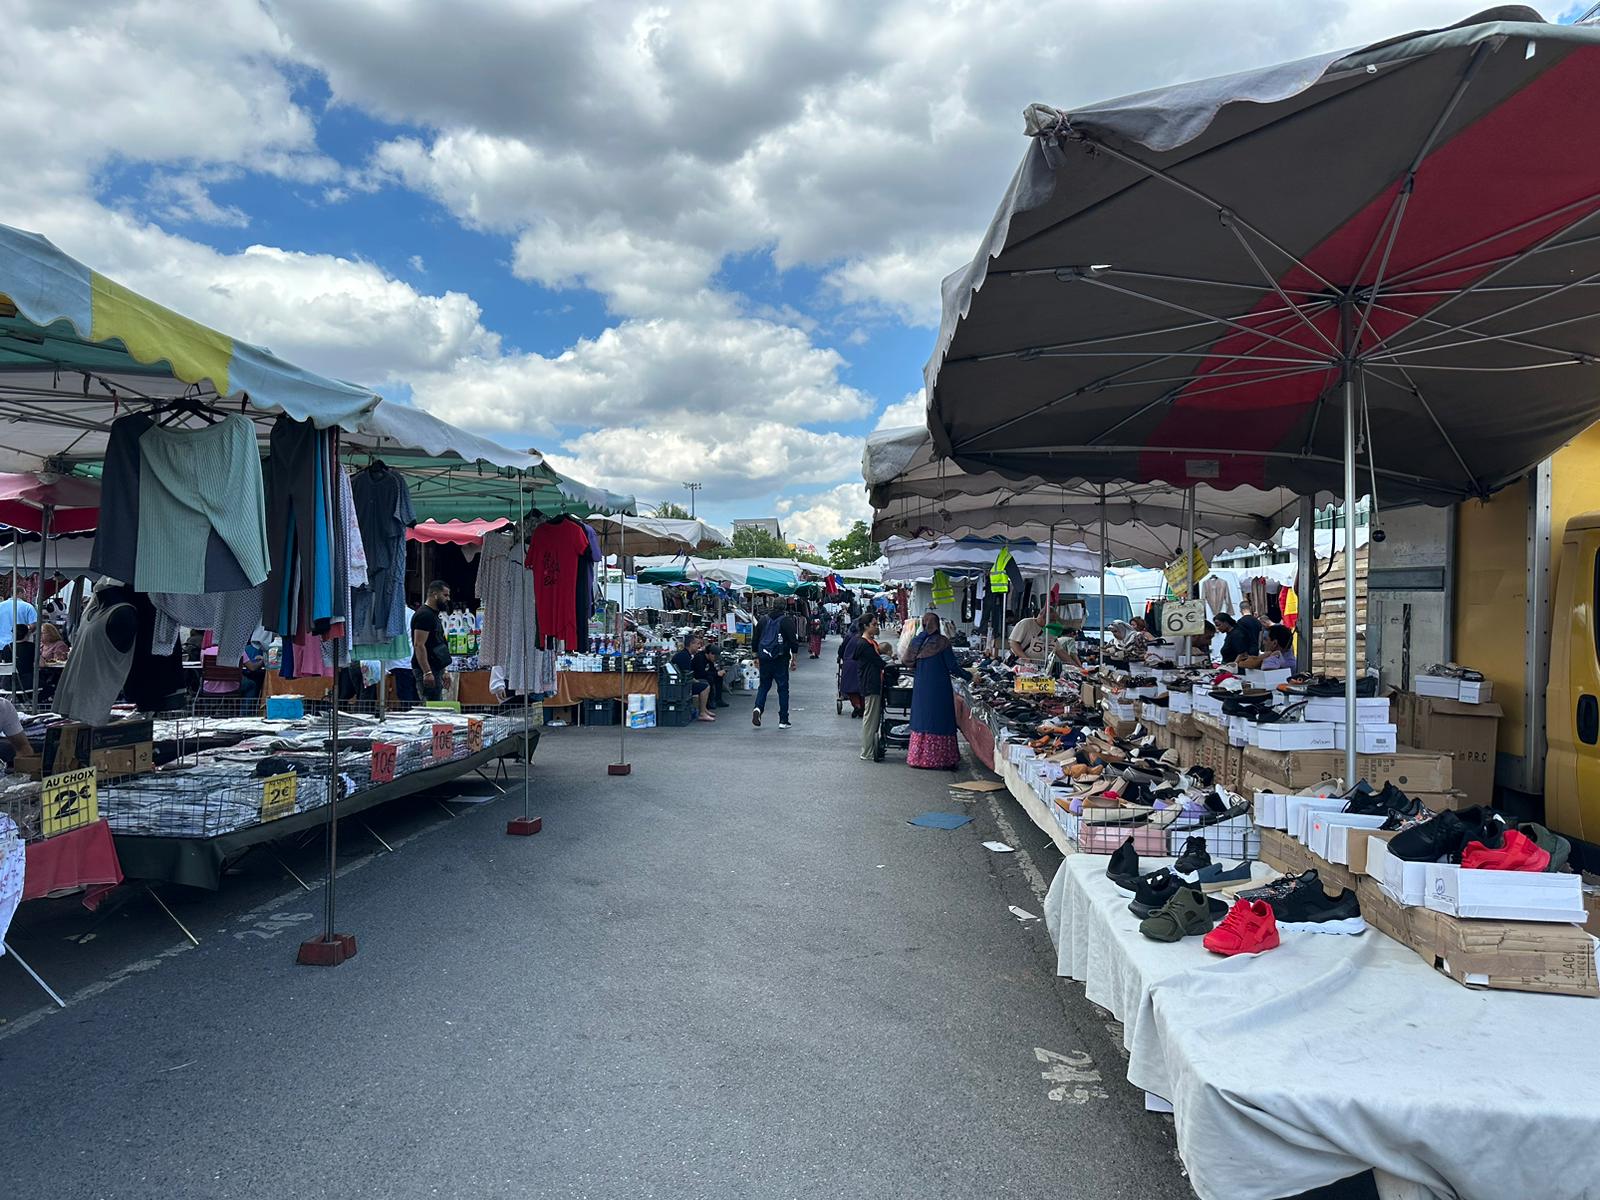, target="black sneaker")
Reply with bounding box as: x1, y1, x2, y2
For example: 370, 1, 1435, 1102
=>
1239, 869, 1322, 907
1107, 836, 1140, 892
1187, 766, 1215, 789
1388, 808, 1498, 863
1174, 836, 1212, 876
1128, 869, 1186, 917
1266, 878, 1365, 934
